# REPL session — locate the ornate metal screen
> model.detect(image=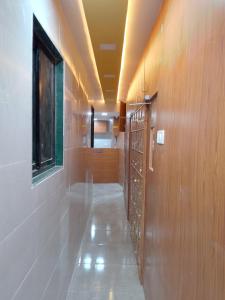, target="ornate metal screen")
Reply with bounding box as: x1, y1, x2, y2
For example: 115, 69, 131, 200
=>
128, 104, 148, 281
